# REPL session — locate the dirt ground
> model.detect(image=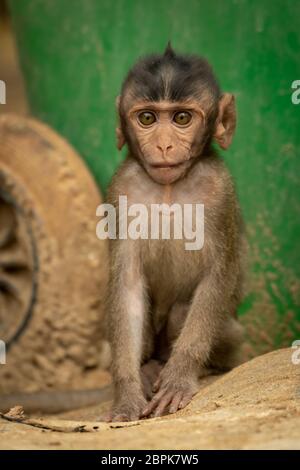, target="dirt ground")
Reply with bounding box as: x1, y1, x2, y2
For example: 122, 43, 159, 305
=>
0, 348, 299, 450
